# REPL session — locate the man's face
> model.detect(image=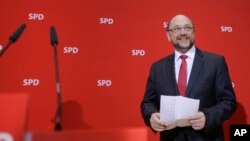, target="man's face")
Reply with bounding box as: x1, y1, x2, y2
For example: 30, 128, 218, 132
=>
167, 15, 195, 53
